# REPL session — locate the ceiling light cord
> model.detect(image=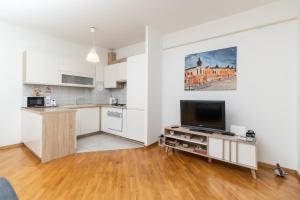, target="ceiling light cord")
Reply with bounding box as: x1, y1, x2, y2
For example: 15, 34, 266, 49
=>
90, 27, 96, 48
